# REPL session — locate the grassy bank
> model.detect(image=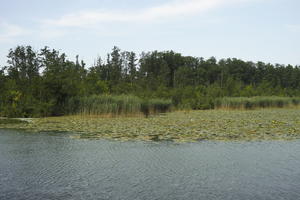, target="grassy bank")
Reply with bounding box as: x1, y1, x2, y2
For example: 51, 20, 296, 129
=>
215, 96, 300, 110
66, 95, 172, 117
1, 108, 300, 142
